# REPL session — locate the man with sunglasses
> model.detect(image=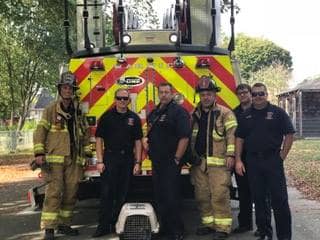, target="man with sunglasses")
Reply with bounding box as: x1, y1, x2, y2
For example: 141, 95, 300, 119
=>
93, 88, 143, 238
235, 83, 295, 240
233, 84, 272, 237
